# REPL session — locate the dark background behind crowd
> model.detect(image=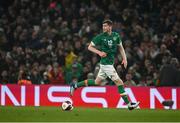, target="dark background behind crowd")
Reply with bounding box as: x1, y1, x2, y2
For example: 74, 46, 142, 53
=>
0, 0, 179, 86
